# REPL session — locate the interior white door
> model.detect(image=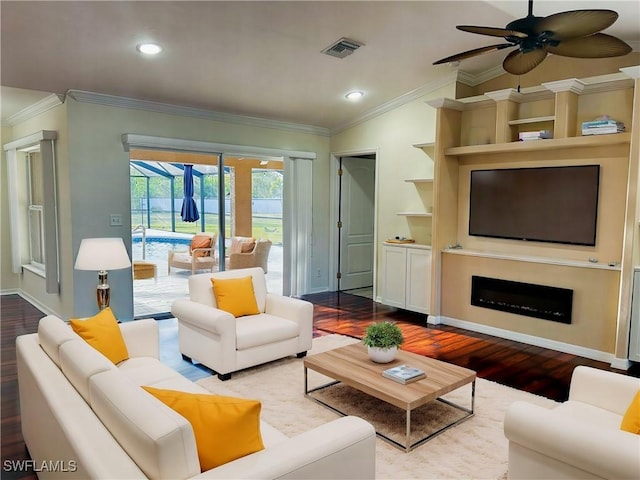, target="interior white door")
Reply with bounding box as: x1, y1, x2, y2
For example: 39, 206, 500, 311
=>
339, 156, 375, 291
